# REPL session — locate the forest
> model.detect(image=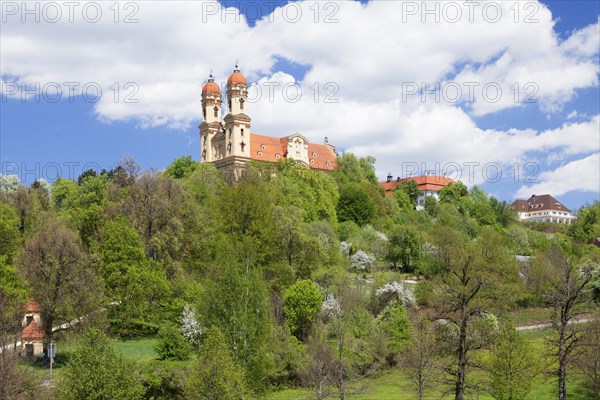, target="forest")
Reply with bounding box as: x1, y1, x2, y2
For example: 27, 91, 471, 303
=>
0, 153, 599, 400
